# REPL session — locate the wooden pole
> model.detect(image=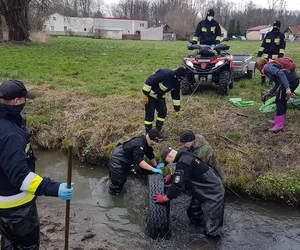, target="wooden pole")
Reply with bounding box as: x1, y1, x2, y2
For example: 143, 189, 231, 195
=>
65, 145, 73, 250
